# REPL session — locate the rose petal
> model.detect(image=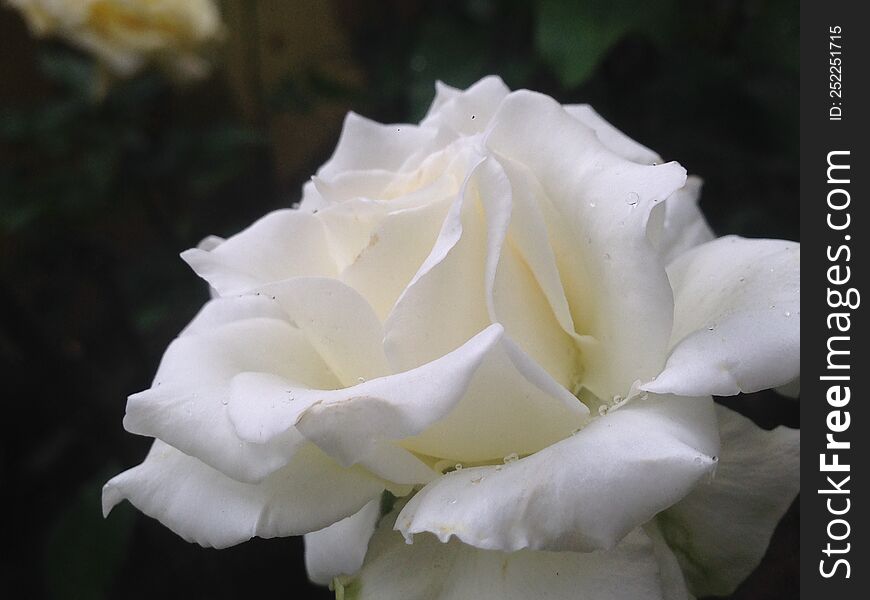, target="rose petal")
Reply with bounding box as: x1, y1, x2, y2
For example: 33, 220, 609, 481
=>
227, 324, 503, 483
563, 104, 662, 165
288, 324, 503, 461
229, 370, 439, 484
397, 393, 719, 553
383, 157, 493, 371
486, 90, 686, 397
304, 498, 381, 585
420, 75, 510, 137
102, 440, 384, 549
181, 210, 336, 296
257, 277, 390, 387
124, 297, 338, 483
647, 176, 715, 265
776, 377, 801, 398
348, 510, 677, 600
642, 236, 800, 396
657, 405, 799, 597
340, 195, 454, 320
318, 112, 445, 180
497, 158, 579, 340
381, 157, 587, 461
645, 522, 693, 600
400, 338, 587, 462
